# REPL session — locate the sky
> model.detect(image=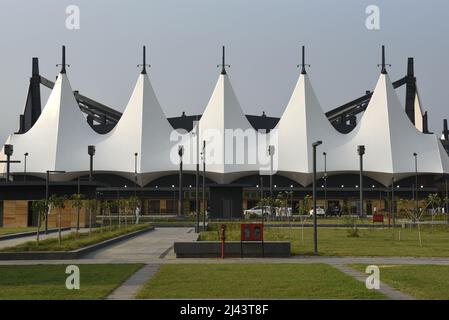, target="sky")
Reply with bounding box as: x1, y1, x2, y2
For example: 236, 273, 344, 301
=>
0, 0, 448, 144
